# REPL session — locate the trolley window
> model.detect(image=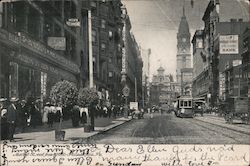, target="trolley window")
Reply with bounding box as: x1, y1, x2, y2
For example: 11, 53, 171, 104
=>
178, 99, 192, 108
